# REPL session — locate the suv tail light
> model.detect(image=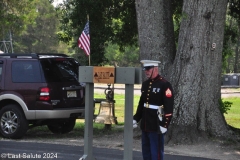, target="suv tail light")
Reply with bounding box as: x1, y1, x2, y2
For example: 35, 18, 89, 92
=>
39, 87, 50, 101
